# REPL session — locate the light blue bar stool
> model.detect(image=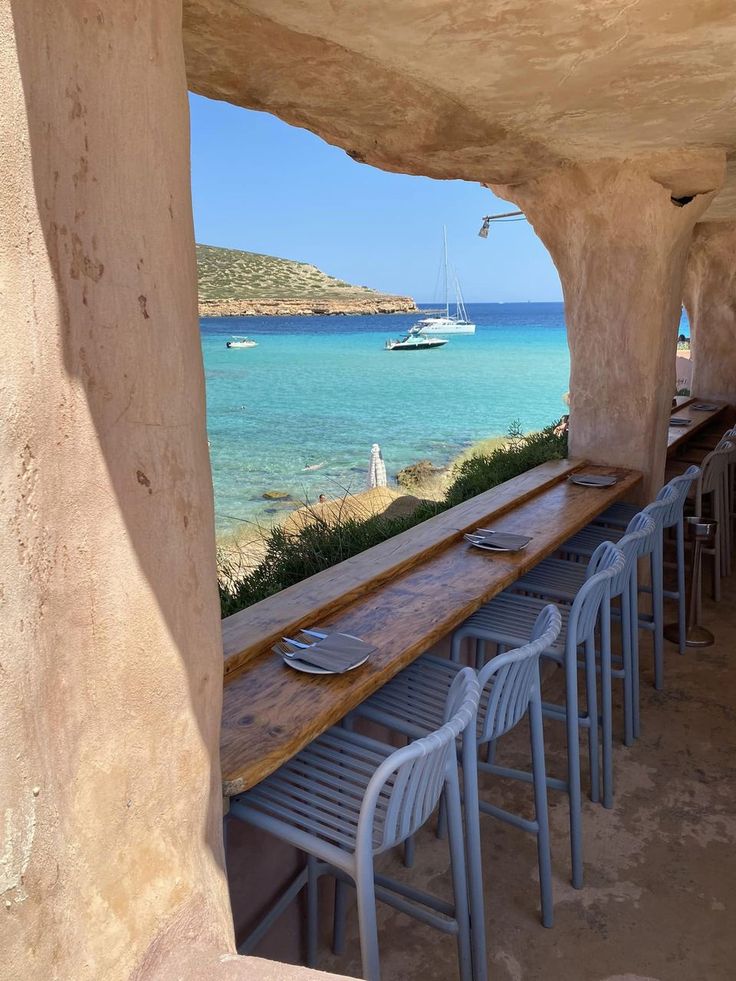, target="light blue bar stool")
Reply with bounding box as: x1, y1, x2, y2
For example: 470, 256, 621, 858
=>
564, 478, 697, 686
512, 512, 655, 748
230, 668, 481, 981
592, 466, 700, 662
348, 606, 562, 979
680, 429, 736, 576
449, 543, 625, 890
